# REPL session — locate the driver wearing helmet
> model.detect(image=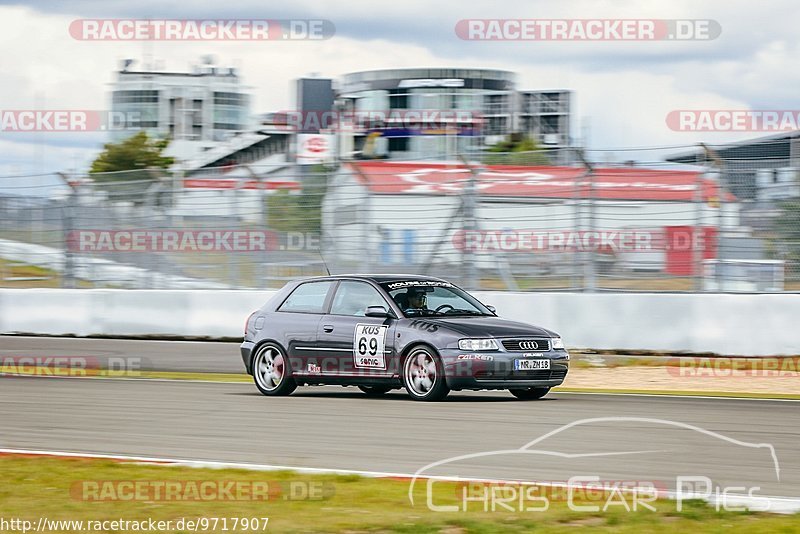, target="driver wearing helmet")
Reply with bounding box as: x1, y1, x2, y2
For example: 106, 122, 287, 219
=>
396, 287, 428, 313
